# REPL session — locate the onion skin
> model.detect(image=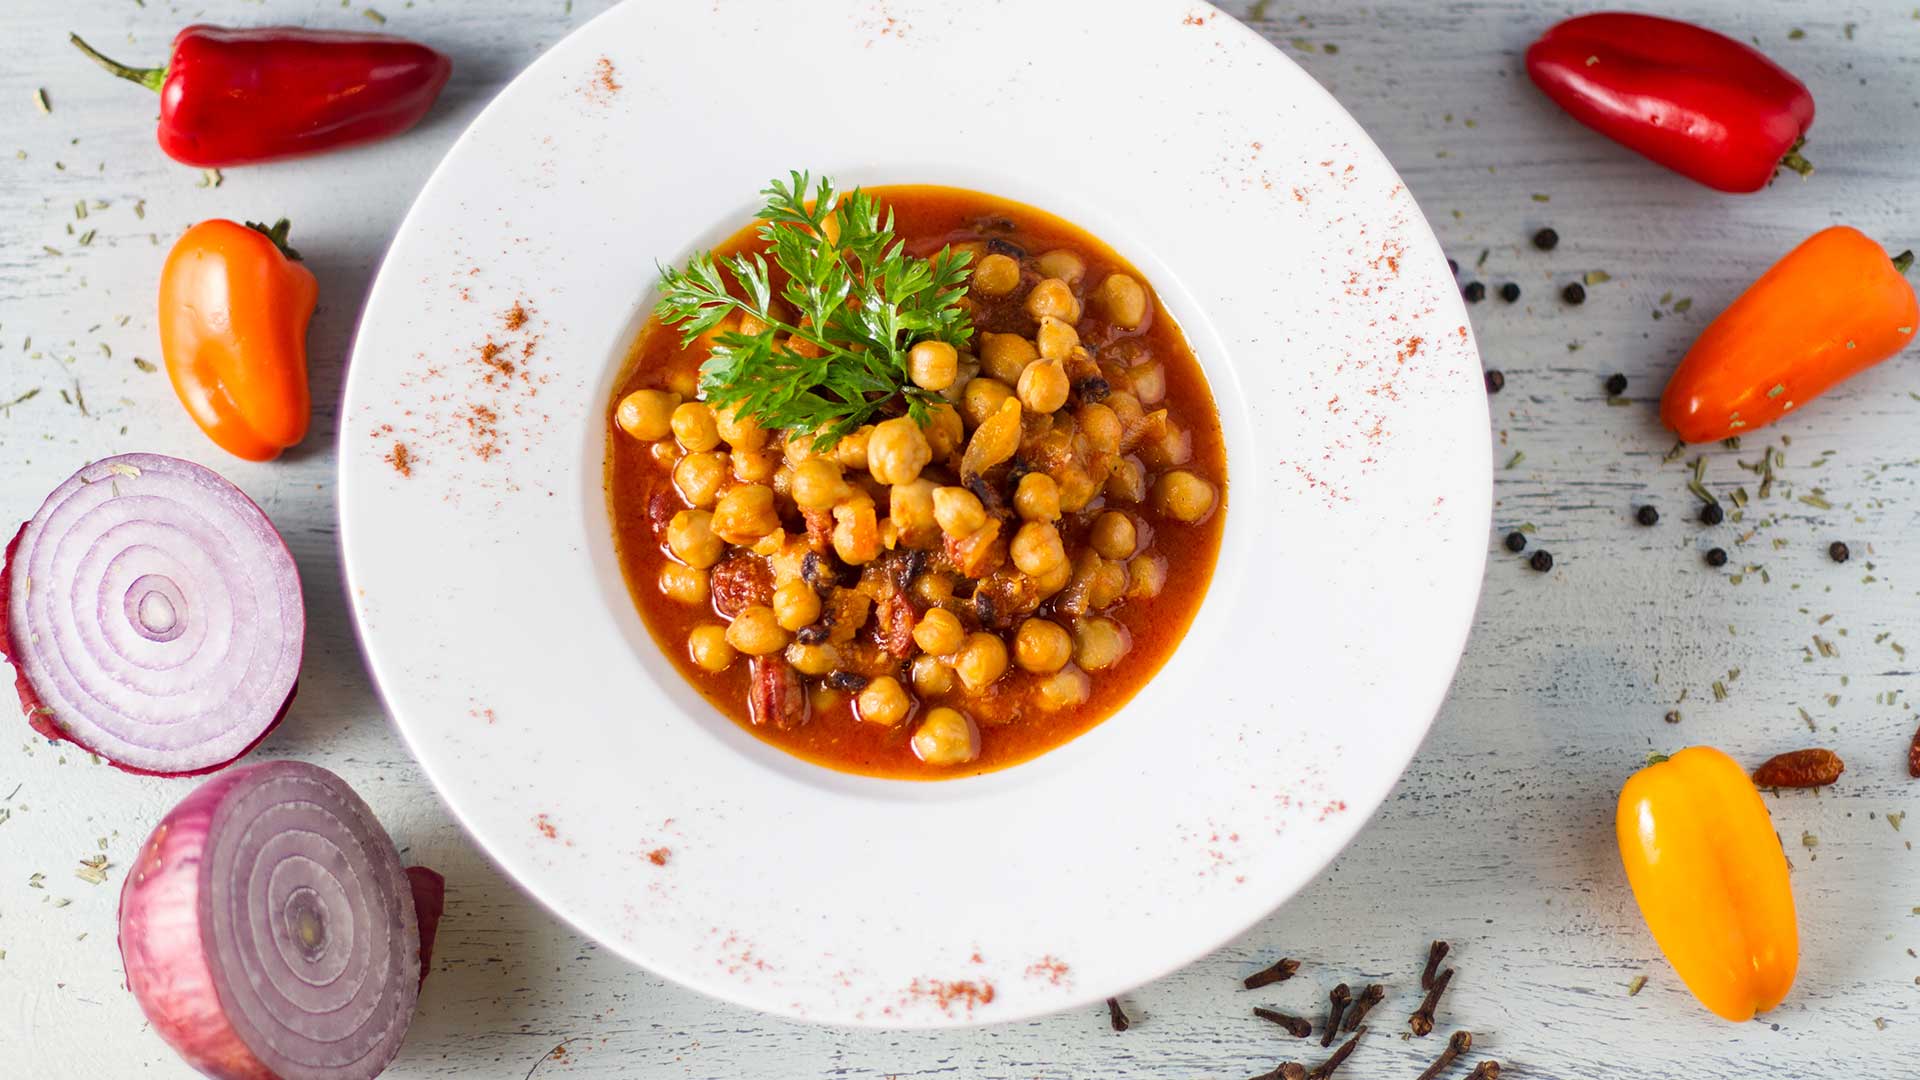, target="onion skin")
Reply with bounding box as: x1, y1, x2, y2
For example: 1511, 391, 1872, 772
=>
118, 761, 440, 1080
